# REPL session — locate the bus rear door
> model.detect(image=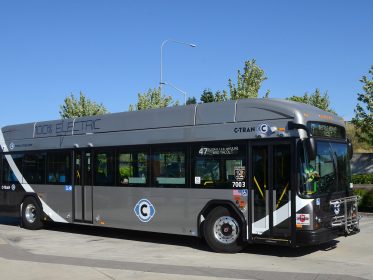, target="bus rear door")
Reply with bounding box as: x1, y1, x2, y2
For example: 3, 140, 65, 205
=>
73, 150, 93, 223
